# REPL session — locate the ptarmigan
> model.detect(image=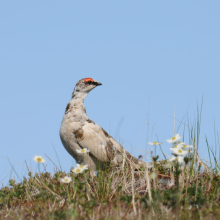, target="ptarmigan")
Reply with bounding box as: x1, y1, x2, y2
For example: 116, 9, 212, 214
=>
60, 78, 145, 171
